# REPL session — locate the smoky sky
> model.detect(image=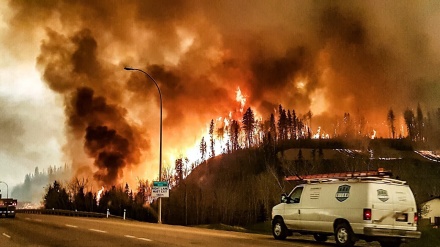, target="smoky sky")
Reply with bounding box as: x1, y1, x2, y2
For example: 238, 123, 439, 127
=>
4, 0, 440, 186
